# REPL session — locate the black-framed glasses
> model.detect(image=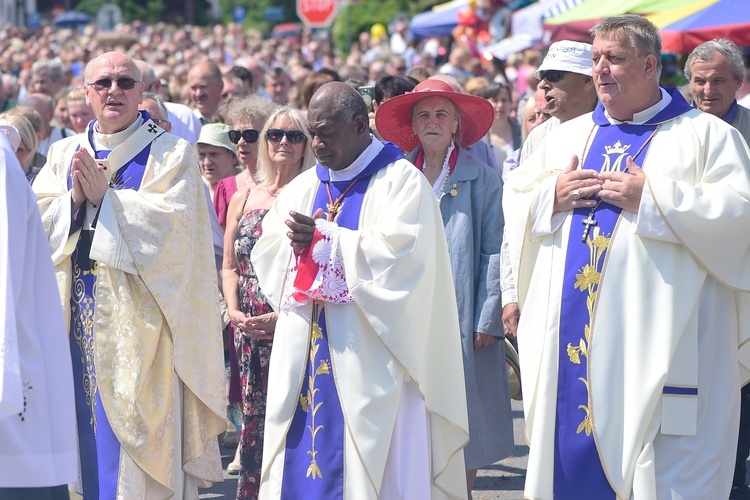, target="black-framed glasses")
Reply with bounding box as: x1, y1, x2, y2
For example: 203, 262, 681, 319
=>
86, 77, 140, 91
152, 118, 169, 128
228, 129, 260, 144
266, 128, 307, 144
538, 70, 567, 83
